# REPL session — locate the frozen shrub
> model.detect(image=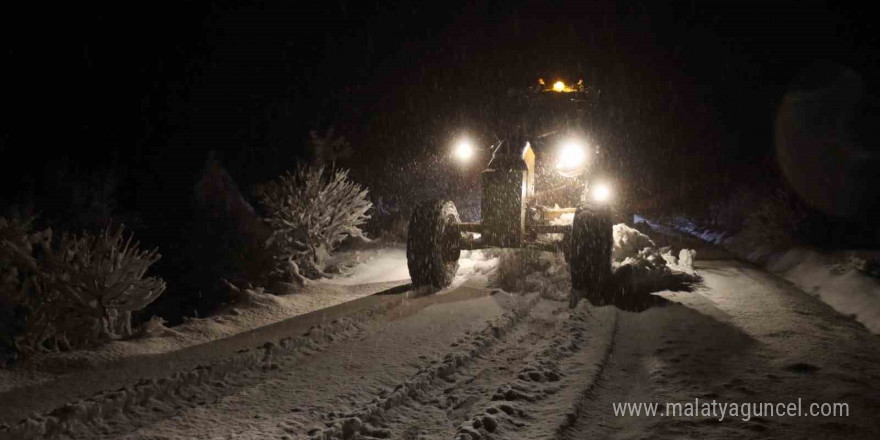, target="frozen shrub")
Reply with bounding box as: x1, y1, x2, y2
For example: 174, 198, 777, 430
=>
257, 166, 372, 281
1, 220, 166, 355
43, 226, 166, 346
